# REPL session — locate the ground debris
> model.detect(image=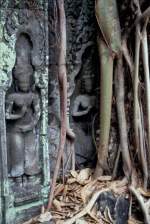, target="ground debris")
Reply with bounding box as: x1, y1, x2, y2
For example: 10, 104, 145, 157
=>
23, 169, 146, 224
51, 169, 129, 223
